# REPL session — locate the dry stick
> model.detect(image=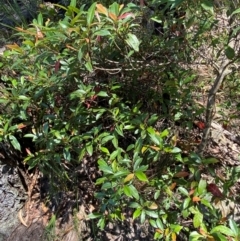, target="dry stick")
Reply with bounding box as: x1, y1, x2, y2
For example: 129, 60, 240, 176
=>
198, 60, 232, 154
